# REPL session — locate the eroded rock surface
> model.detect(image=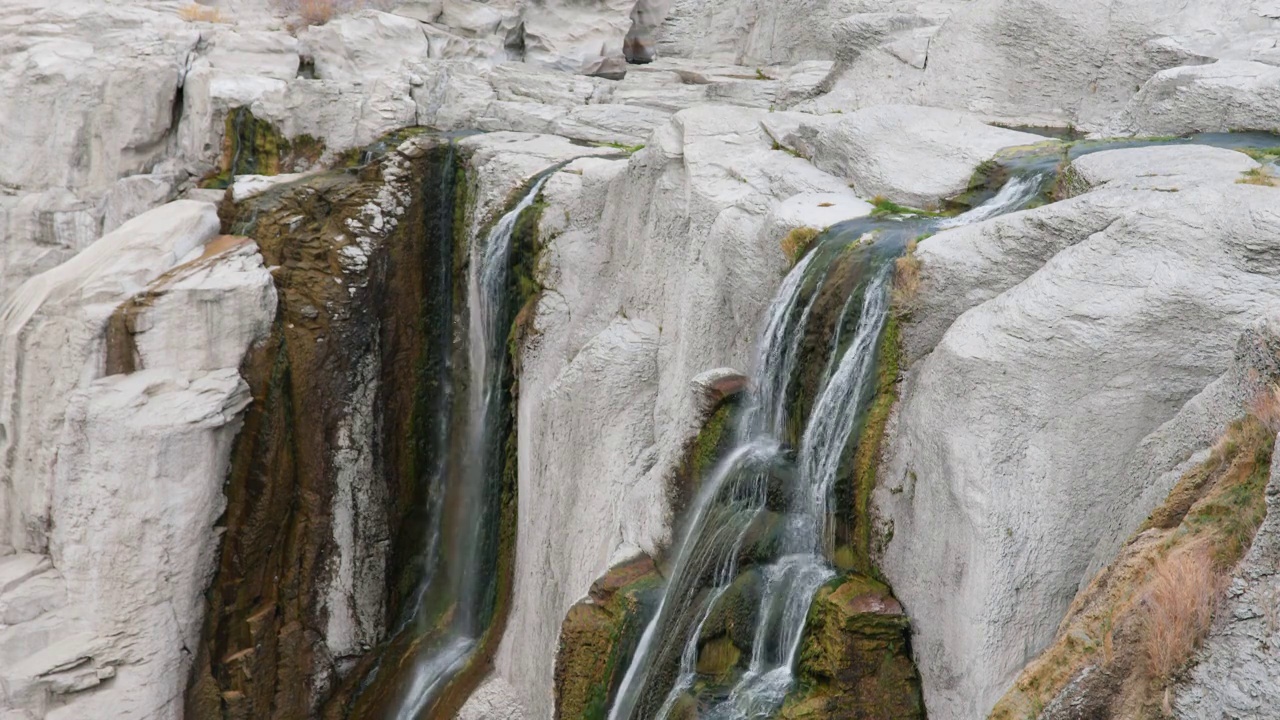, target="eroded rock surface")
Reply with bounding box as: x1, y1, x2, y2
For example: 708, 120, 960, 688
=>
875, 146, 1280, 719
4, 1, 1280, 719
0, 200, 275, 719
